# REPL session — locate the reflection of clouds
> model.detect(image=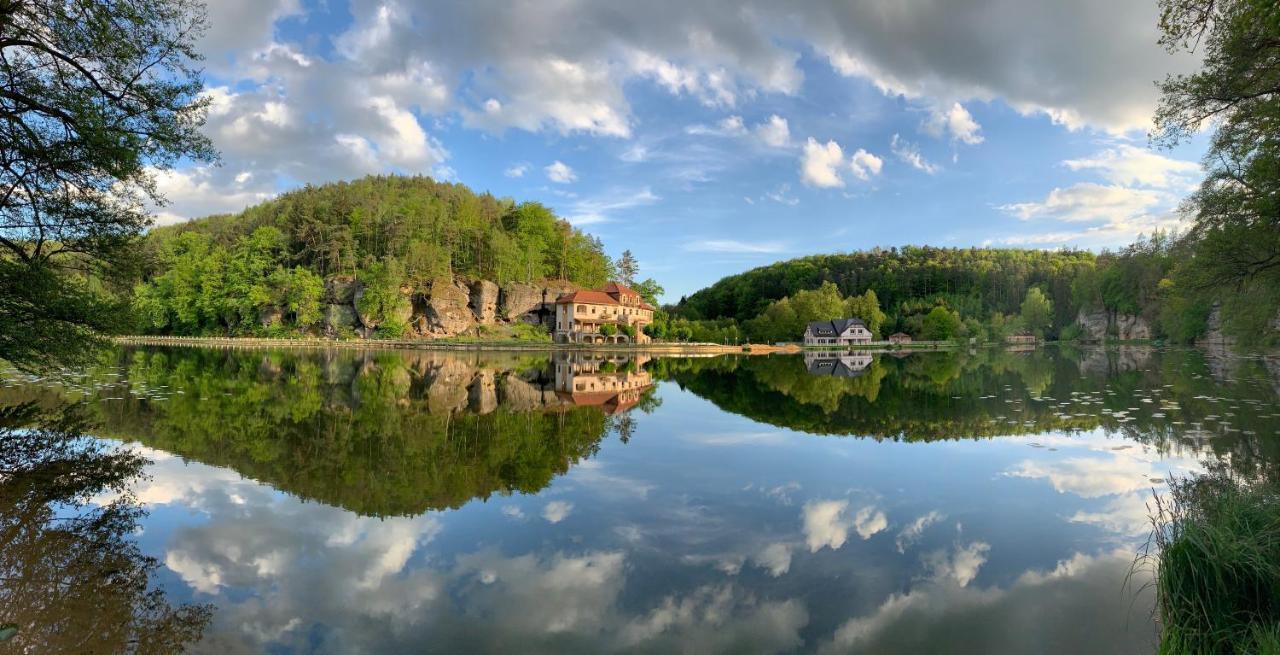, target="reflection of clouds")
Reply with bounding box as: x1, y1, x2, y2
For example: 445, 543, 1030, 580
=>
1006, 456, 1160, 498
688, 431, 792, 446
754, 542, 793, 577
452, 549, 625, 634
150, 459, 808, 653
566, 460, 655, 498
895, 511, 945, 553
802, 500, 886, 552
619, 584, 808, 653
1069, 493, 1153, 537
922, 541, 990, 587
819, 550, 1153, 655
542, 500, 574, 523
501, 505, 525, 520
